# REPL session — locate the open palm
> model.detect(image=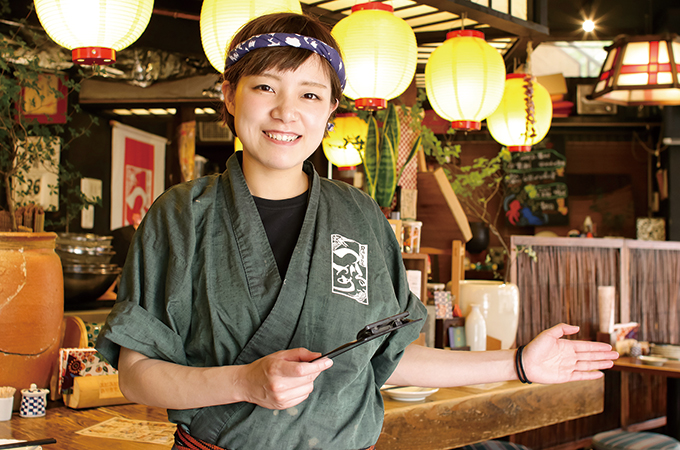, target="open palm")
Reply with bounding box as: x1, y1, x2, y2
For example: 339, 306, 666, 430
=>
522, 324, 619, 384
